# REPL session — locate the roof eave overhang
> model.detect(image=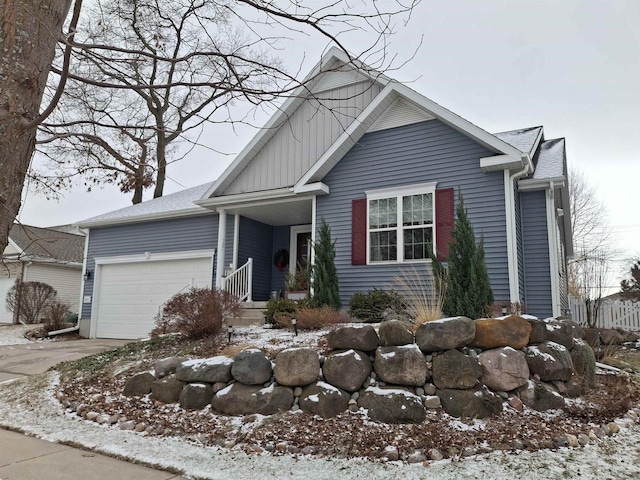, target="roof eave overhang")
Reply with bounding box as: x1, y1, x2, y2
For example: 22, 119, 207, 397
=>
197, 183, 329, 211
76, 207, 213, 229
480, 154, 530, 172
